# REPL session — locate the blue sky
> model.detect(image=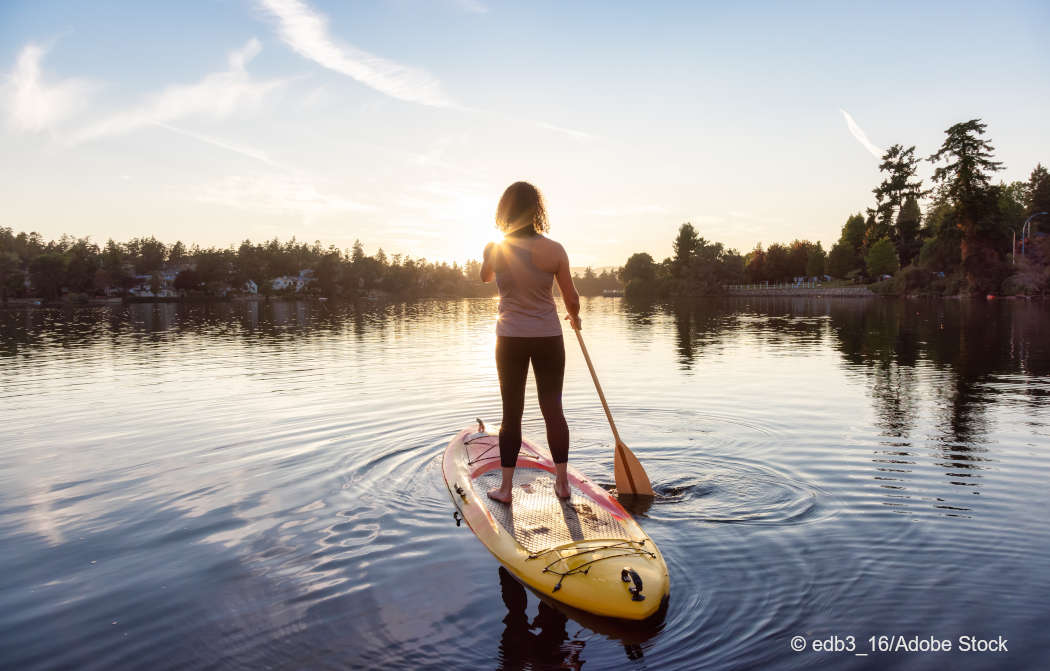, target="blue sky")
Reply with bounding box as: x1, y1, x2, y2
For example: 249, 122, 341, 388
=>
2, 0, 1048, 266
